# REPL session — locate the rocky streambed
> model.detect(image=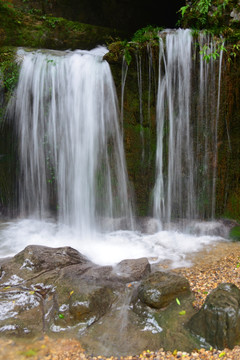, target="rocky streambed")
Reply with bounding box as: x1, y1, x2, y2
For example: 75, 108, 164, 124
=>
0, 241, 240, 357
